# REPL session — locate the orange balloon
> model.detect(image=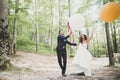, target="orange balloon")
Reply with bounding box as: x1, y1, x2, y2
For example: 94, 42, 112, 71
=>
100, 2, 120, 22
